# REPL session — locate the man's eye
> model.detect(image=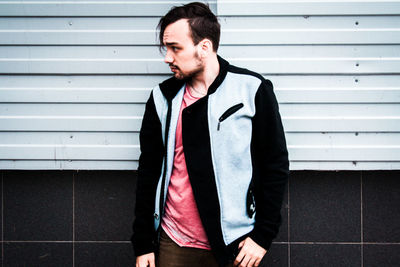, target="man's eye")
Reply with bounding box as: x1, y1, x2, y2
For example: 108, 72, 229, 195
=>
172, 47, 179, 51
